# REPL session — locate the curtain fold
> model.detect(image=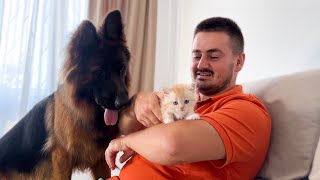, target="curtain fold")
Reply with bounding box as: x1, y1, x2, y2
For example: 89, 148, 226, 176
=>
88, 0, 158, 96
88, 0, 106, 27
